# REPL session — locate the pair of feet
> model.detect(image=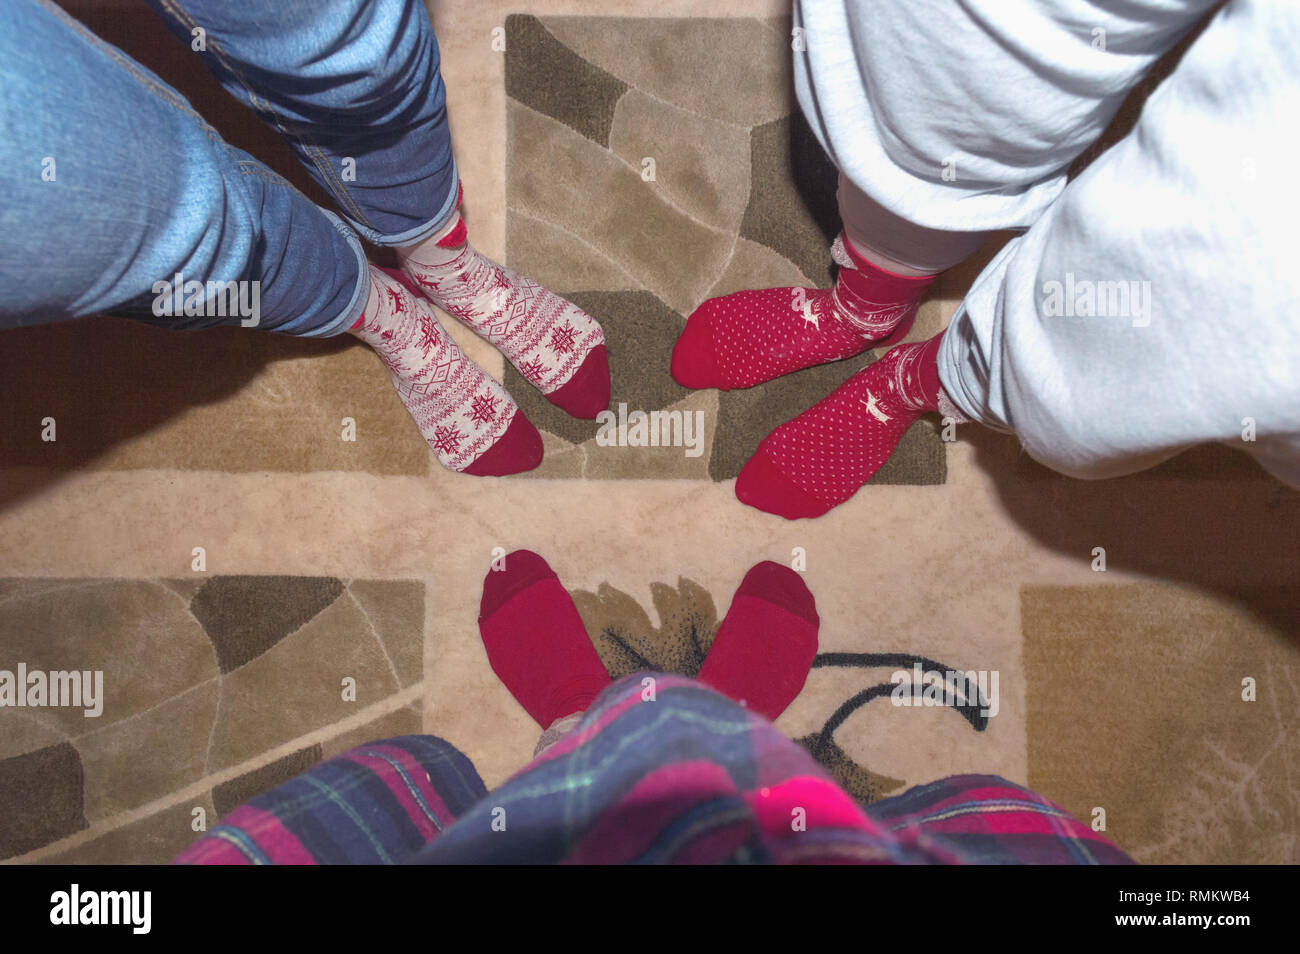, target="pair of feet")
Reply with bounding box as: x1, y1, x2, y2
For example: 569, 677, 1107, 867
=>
356, 198, 956, 519
672, 233, 955, 519
351, 187, 610, 476
479, 551, 820, 729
